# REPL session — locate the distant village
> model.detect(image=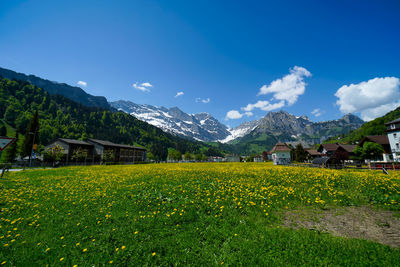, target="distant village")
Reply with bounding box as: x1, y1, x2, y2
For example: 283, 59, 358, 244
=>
265, 118, 400, 168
